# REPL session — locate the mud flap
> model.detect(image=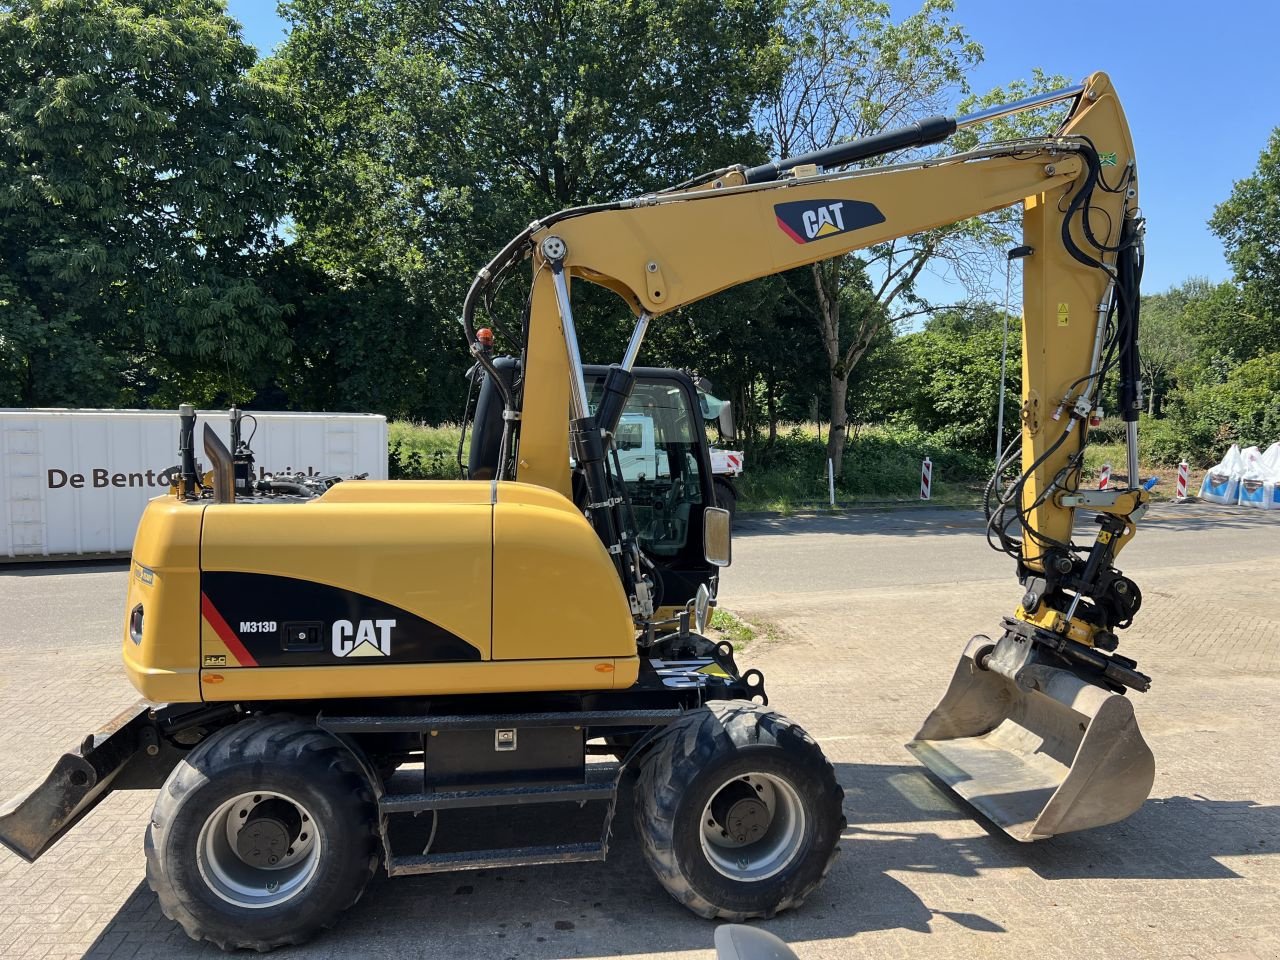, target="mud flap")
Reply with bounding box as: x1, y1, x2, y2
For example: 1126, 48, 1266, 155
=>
0, 702, 155, 862
906, 634, 1154, 841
